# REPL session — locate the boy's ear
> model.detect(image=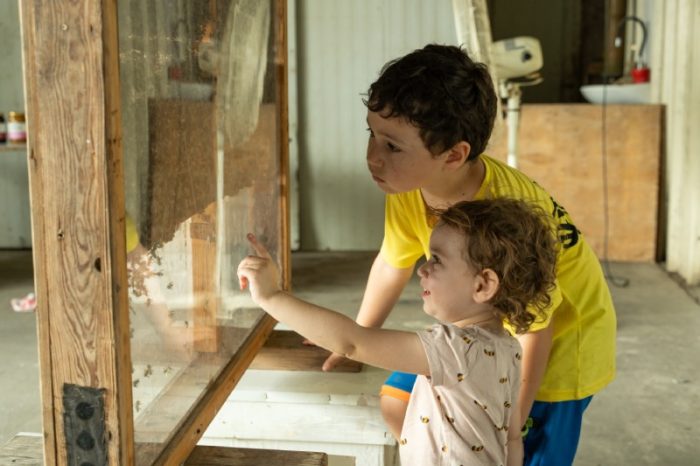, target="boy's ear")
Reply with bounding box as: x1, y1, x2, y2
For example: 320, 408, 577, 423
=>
473, 268, 499, 303
444, 141, 471, 168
